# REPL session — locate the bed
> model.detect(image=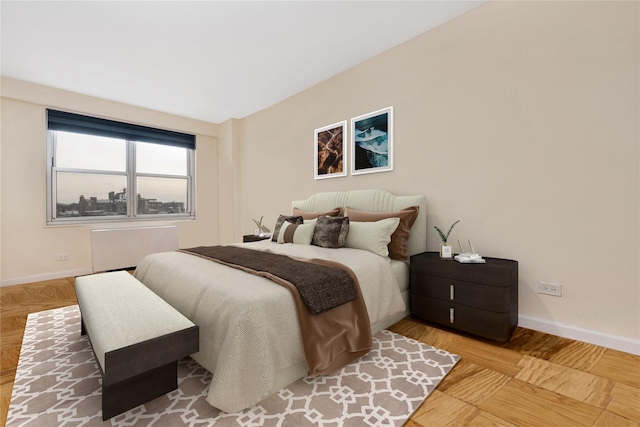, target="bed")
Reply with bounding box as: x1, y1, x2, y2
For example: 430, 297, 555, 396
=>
133, 189, 427, 413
